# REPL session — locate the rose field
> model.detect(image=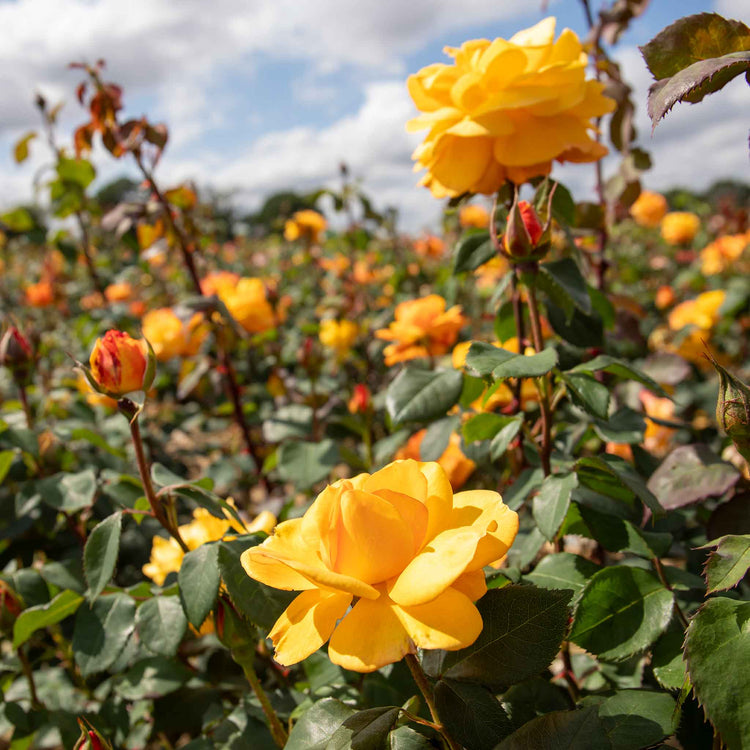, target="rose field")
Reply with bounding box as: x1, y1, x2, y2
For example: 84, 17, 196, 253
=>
0, 5, 749, 750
